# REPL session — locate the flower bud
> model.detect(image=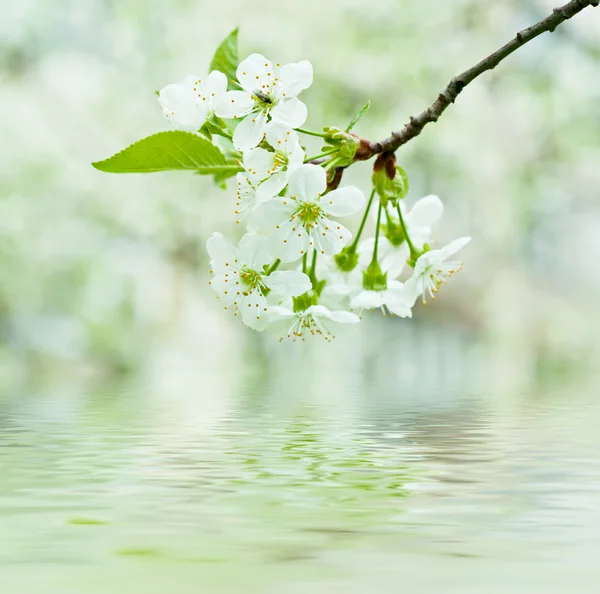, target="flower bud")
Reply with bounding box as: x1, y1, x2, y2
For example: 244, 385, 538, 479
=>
372, 162, 410, 207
